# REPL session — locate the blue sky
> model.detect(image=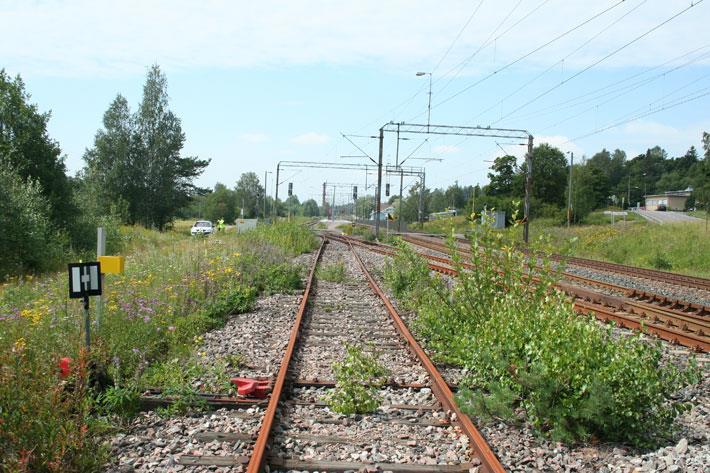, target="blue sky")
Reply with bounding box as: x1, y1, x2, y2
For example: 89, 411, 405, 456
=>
2, 0, 709, 205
